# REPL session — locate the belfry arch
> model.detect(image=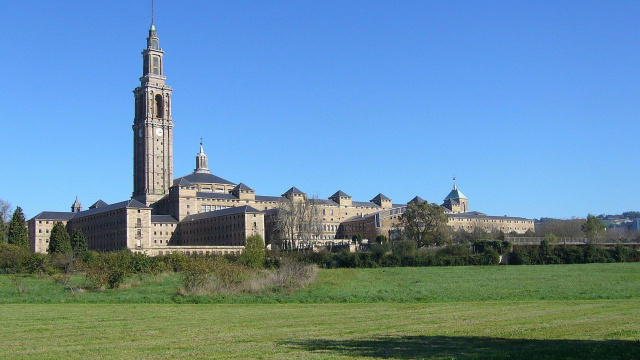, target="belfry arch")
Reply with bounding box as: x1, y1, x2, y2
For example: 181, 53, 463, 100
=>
155, 94, 163, 118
